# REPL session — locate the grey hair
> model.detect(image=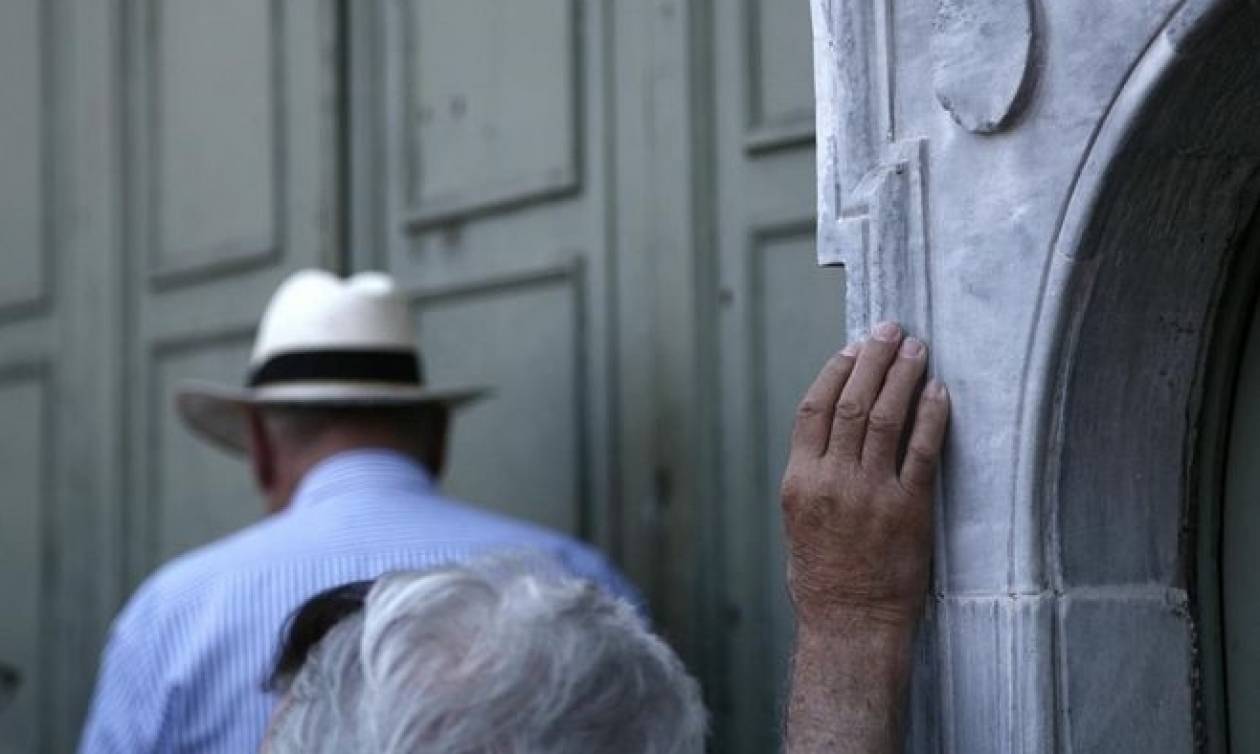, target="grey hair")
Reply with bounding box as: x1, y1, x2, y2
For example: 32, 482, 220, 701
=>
263, 557, 707, 753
